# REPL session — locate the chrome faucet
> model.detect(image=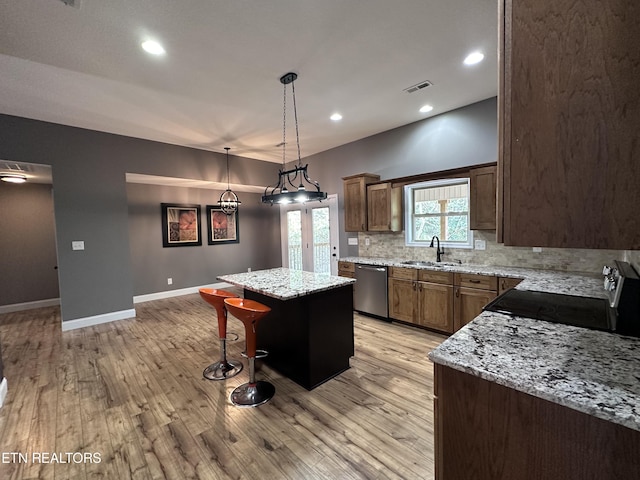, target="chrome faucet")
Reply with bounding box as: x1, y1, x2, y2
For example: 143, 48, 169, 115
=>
429, 235, 444, 262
